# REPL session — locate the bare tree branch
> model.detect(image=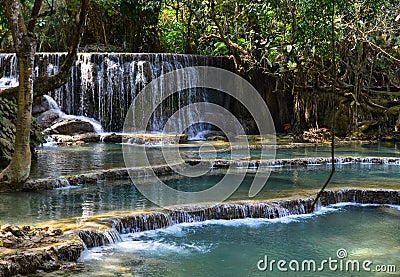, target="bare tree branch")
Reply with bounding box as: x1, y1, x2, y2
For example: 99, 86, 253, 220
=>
33, 0, 89, 97
367, 40, 400, 63
27, 0, 43, 33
